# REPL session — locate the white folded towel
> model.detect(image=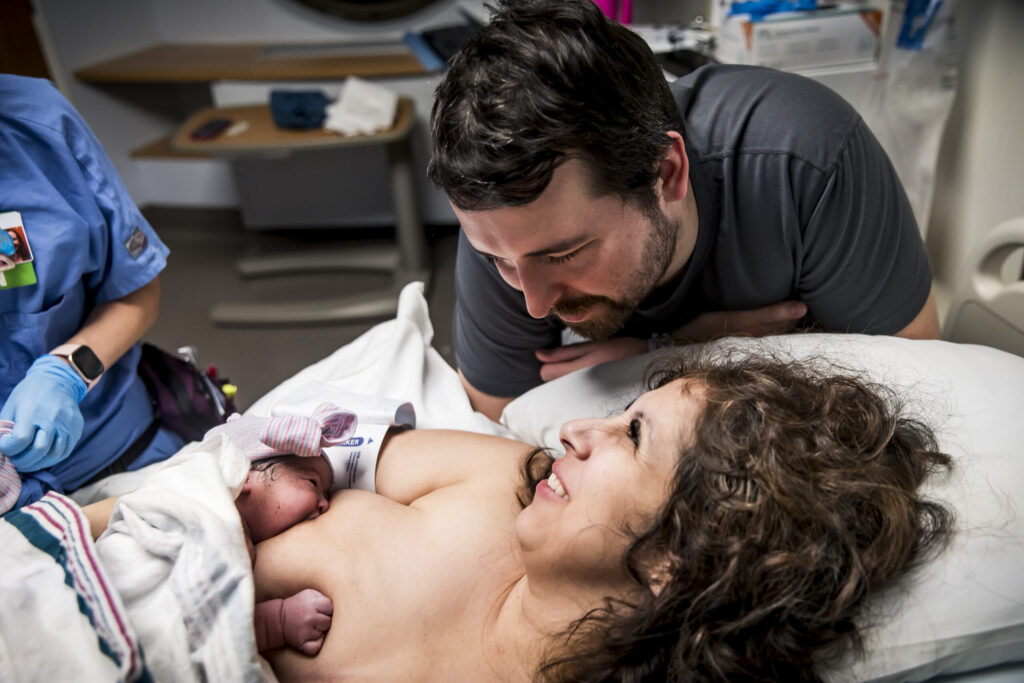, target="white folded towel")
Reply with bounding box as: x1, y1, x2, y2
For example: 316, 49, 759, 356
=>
324, 77, 398, 136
